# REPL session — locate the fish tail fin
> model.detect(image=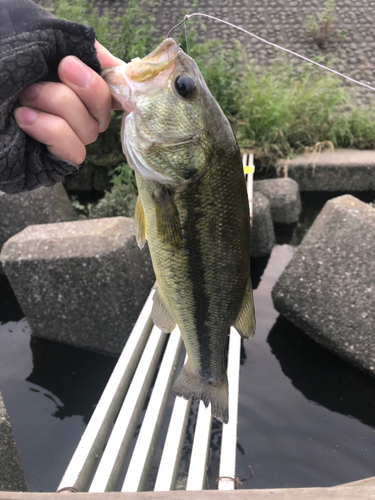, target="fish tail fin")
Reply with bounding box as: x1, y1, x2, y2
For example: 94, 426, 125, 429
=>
173, 365, 229, 424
